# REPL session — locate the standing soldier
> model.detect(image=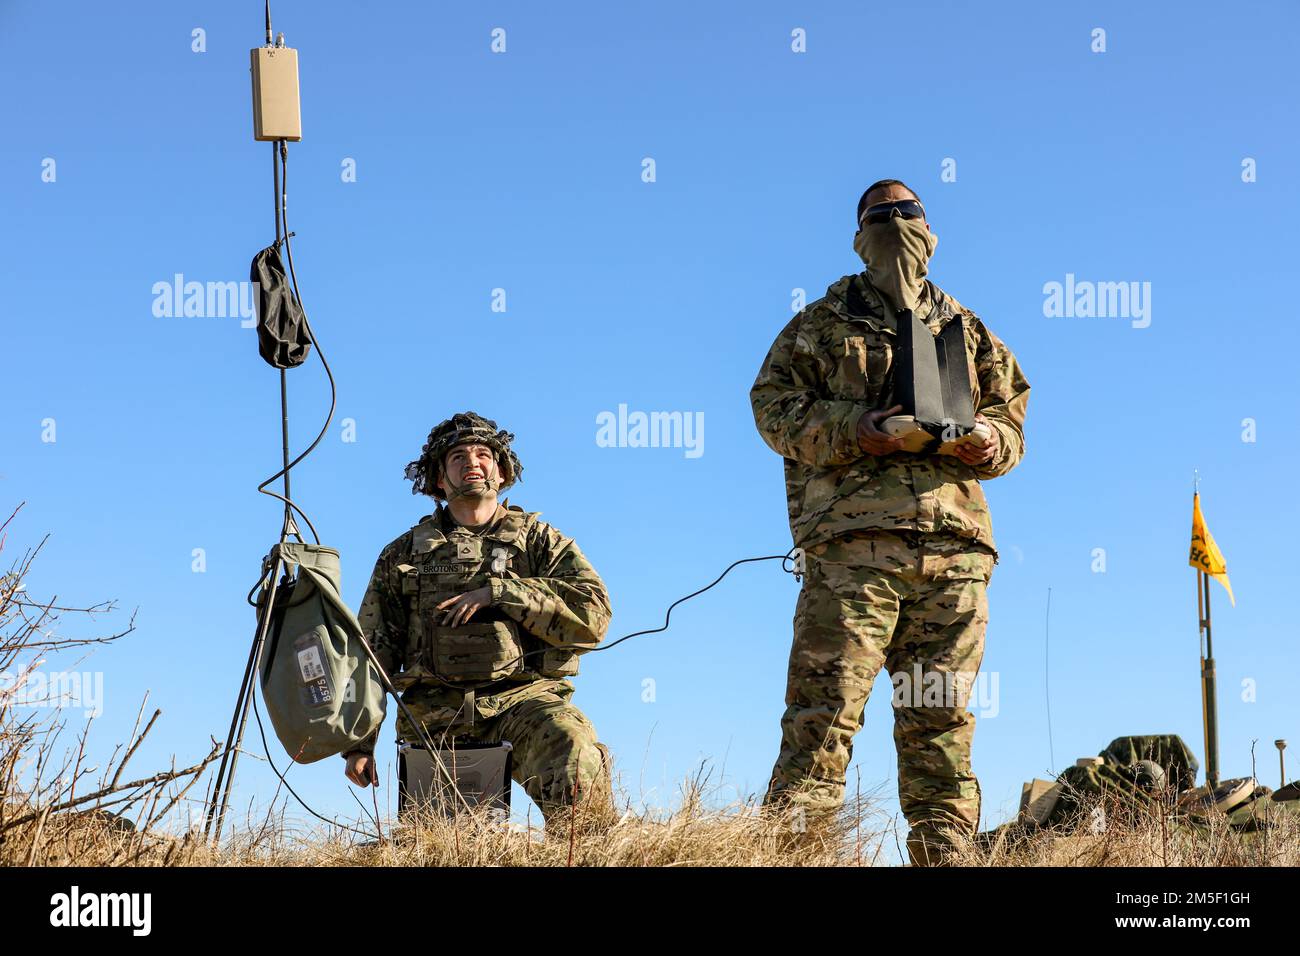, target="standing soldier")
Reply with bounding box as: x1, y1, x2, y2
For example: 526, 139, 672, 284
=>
750, 180, 1030, 865
343, 412, 614, 828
